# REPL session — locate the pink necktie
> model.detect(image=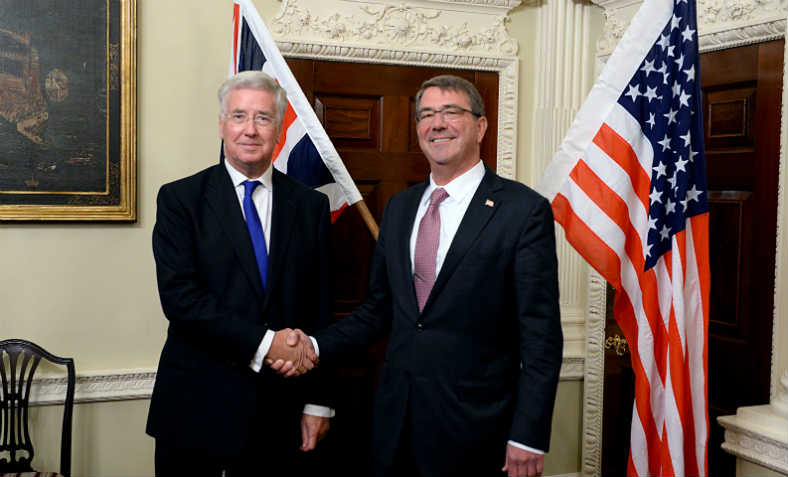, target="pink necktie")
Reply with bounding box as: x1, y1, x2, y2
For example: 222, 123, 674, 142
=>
413, 187, 449, 312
